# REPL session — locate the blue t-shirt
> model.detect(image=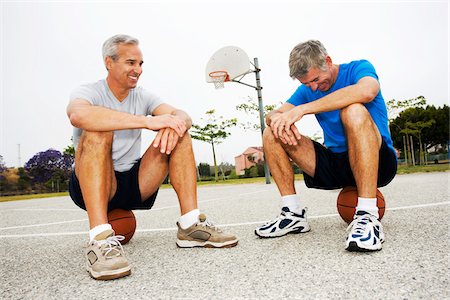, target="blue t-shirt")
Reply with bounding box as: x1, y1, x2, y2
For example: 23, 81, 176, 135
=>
287, 59, 394, 153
